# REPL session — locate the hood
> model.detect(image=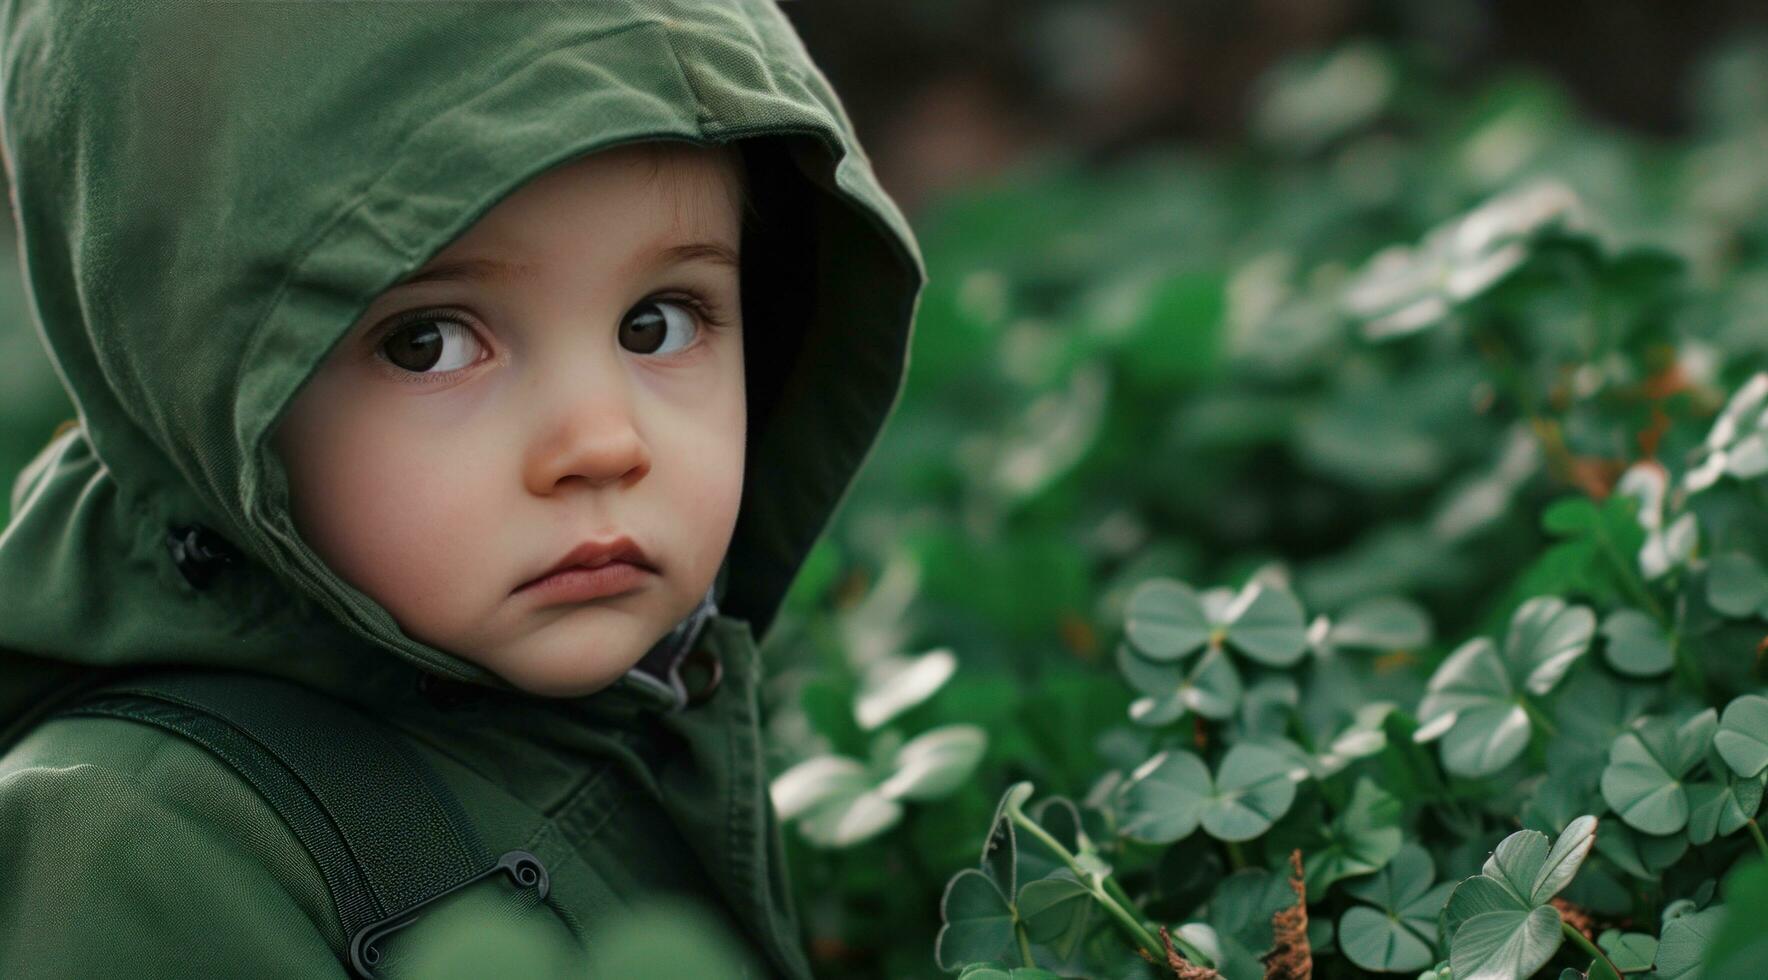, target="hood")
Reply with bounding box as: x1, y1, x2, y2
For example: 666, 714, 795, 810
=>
0, 0, 923, 719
